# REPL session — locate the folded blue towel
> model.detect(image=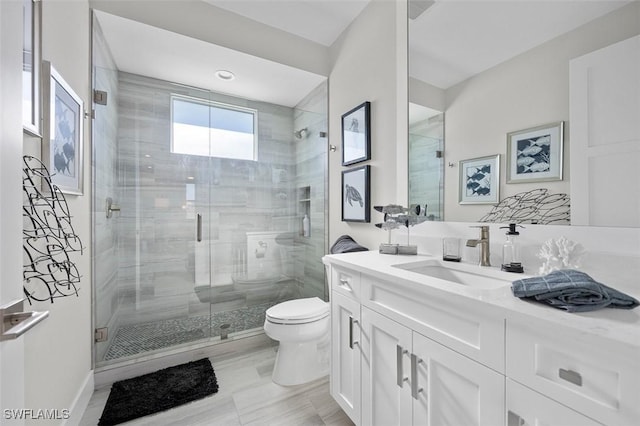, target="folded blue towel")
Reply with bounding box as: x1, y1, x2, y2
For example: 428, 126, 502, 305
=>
511, 269, 639, 313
